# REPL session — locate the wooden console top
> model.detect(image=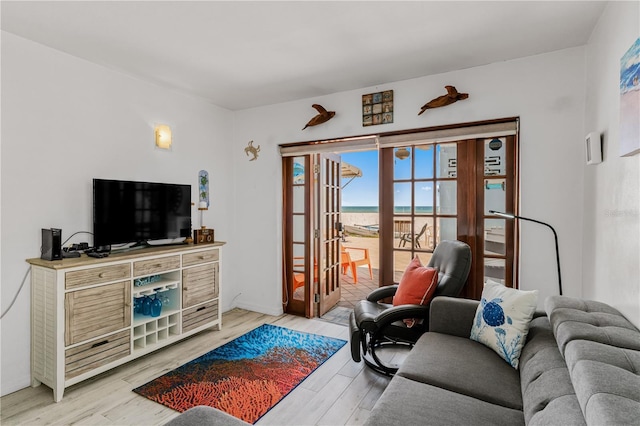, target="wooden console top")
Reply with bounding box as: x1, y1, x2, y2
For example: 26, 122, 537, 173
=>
26, 242, 226, 269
